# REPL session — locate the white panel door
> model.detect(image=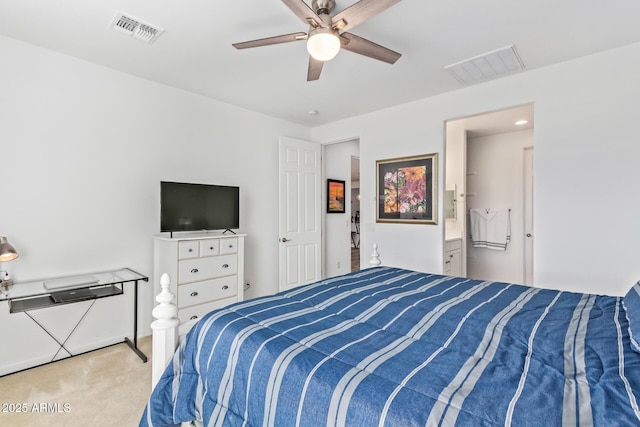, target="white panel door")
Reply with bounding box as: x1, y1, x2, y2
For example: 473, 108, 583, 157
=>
278, 136, 322, 291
